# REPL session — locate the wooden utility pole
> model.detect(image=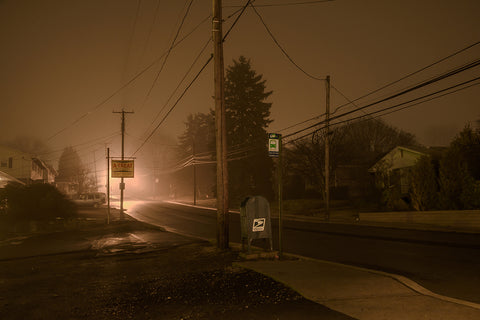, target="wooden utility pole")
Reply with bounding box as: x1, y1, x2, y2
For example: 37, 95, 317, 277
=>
213, 0, 229, 249
113, 109, 134, 219
106, 147, 110, 224
193, 139, 197, 206
93, 150, 98, 191
278, 135, 283, 256
325, 76, 330, 221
